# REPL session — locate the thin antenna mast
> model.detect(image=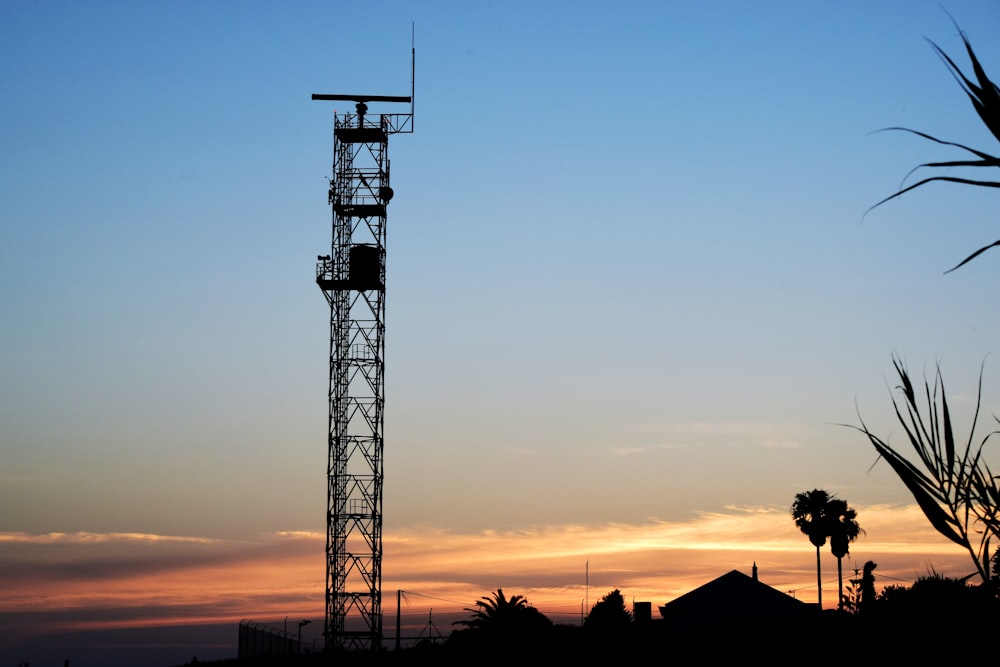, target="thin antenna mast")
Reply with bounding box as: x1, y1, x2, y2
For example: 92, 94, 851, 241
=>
410, 23, 415, 129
